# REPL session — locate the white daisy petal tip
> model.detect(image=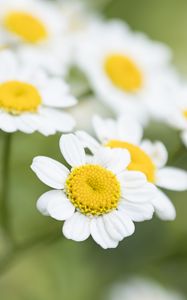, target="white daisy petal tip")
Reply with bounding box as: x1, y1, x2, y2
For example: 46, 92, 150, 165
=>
59, 133, 86, 167
152, 189, 176, 221
31, 156, 69, 189
90, 217, 119, 249
156, 167, 187, 191
62, 212, 90, 242
181, 131, 187, 148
